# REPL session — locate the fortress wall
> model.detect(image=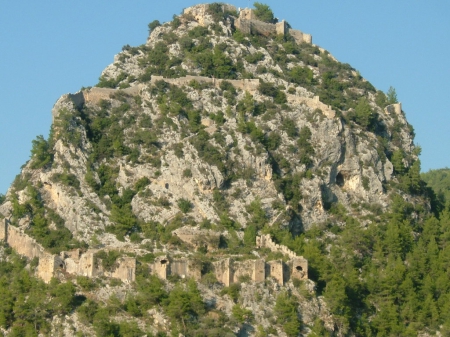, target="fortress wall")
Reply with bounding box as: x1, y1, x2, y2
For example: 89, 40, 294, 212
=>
290, 257, 308, 281
385, 103, 402, 115
286, 94, 336, 119
213, 258, 232, 286
81, 85, 142, 105
171, 259, 202, 280
267, 260, 284, 285
276, 21, 287, 36
37, 253, 64, 283
152, 256, 170, 280
239, 8, 256, 20
256, 234, 296, 259
0, 219, 5, 241
171, 259, 189, 278
150, 75, 260, 94
111, 257, 136, 283
232, 259, 265, 283
68, 91, 85, 110
173, 226, 221, 251
289, 29, 313, 45
6, 225, 44, 260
